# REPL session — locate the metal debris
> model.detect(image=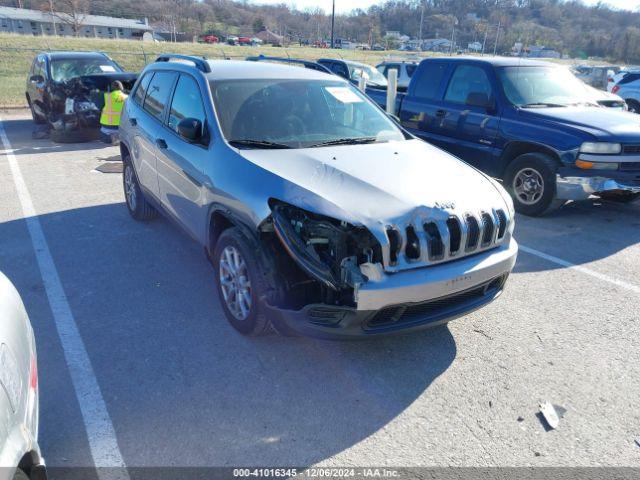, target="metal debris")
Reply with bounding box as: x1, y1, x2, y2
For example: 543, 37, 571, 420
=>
635, 437, 640, 448
538, 402, 565, 430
